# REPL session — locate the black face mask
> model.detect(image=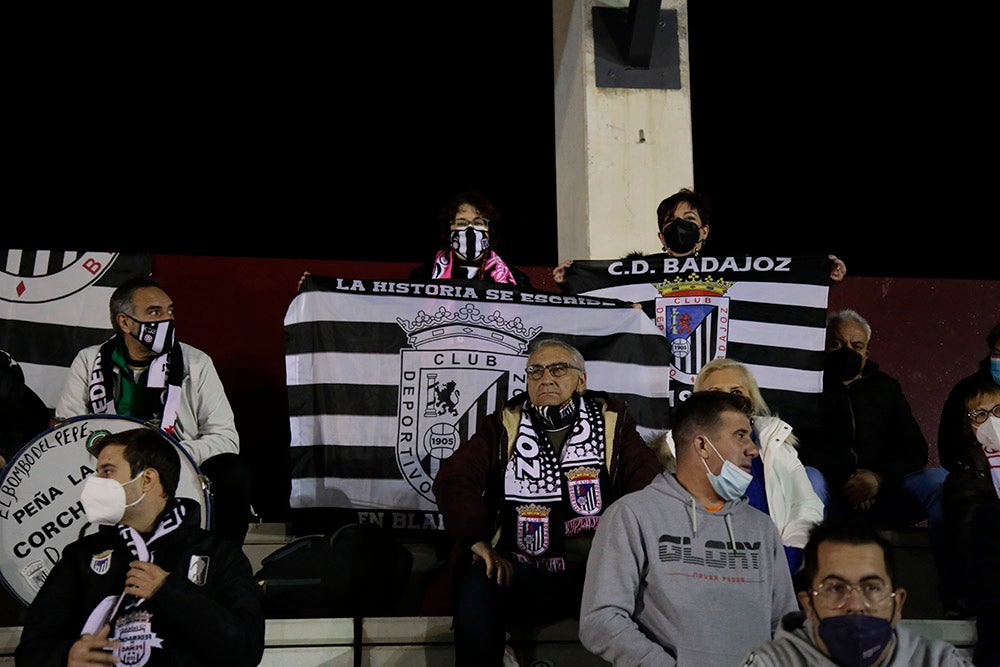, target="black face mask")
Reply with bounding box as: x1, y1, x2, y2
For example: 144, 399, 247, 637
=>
661, 218, 701, 254
126, 316, 176, 355
825, 347, 864, 383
